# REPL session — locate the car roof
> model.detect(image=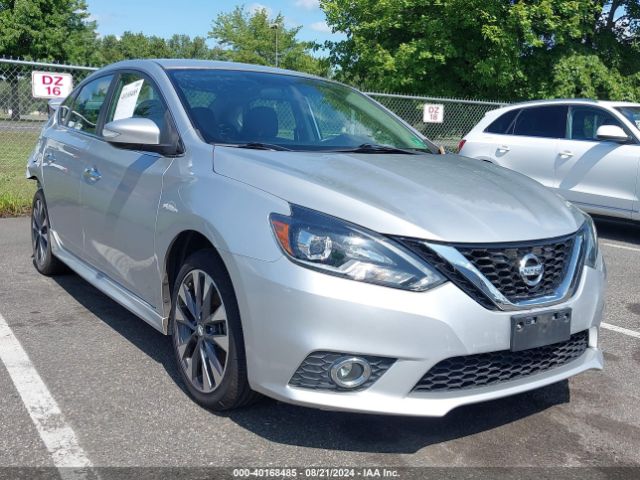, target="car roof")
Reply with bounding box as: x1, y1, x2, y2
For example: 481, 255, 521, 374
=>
99, 58, 326, 81
598, 100, 640, 108
489, 98, 640, 114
